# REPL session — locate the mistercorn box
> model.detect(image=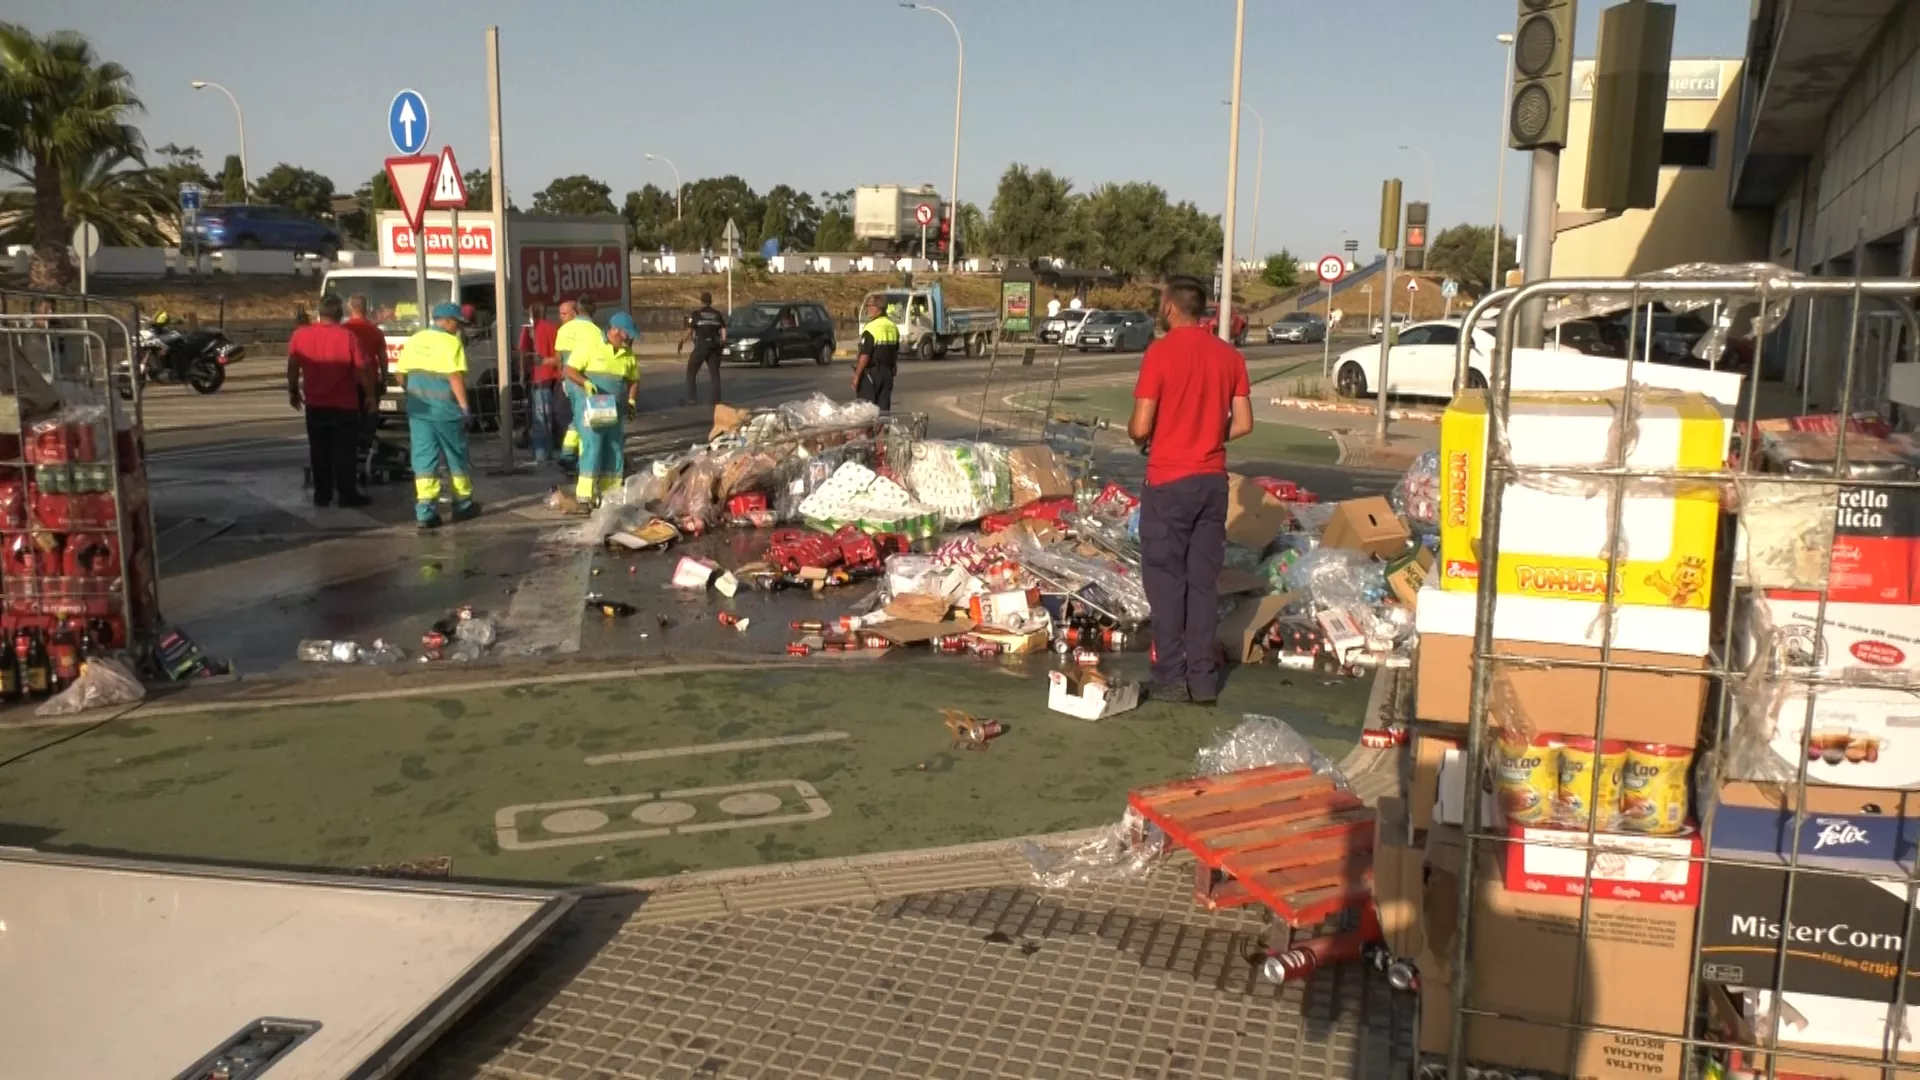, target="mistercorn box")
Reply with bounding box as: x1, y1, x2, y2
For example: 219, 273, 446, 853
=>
1438, 389, 1727, 610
